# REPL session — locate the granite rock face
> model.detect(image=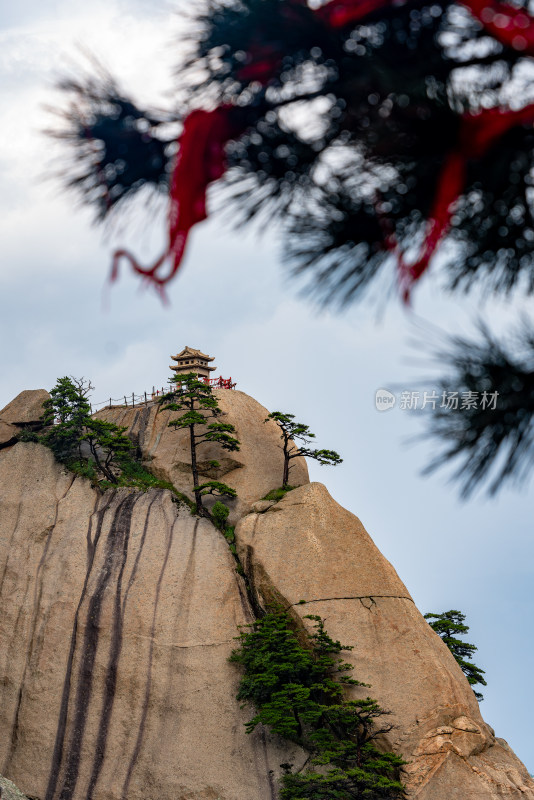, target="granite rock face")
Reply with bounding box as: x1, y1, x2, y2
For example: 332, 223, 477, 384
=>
95, 389, 309, 520
0, 443, 300, 800
235, 483, 534, 799
0, 773, 31, 800
0, 390, 50, 450
0, 390, 50, 427
0, 421, 20, 449
0, 388, 533, 800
